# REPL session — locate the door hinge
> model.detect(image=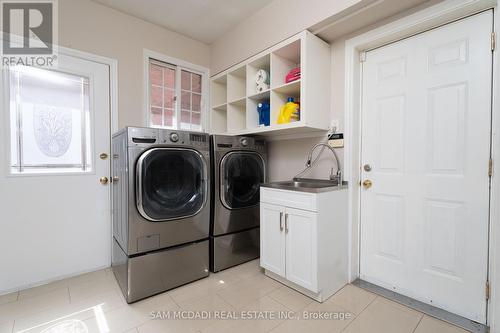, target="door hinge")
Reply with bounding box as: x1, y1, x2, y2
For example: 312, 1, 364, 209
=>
492, 32, 496, 51
489, 158, 493, 177
359, 51, 367, 62
486, 280, 491, 300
